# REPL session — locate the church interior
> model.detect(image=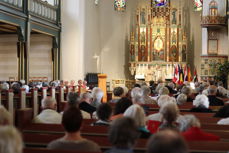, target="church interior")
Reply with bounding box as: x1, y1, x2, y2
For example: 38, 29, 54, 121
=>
0, 0, 229, 153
